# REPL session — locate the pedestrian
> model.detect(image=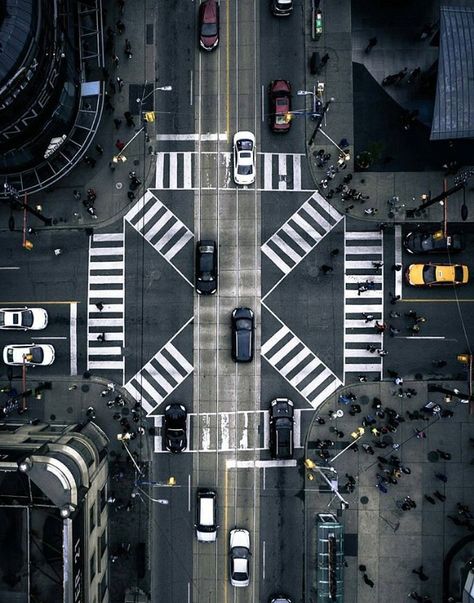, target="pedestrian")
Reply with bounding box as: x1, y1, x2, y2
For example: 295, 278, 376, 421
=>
363, 313, 374, 323
372, 260, 383, 268
407, 66, 421, 84
394, 376, 403, 385
392, 263, 402, 272
113, 118, 122, 130
389, 292, 401, 305
109, 79, 117, 94
409, 593, 423, 602
95, 302, 104, 311
433, 490, 446, 502
116, 19, 125, 33
87, 206, 98, 218
358, 284, 368, 295
435, 472, 448, 483
364, 207, 377, 216
412, 566, 429, 581
86, 406, 96, 419
124, 38, 132, 58
415, 316, 427, 324
97, 333, 106, 342
363, 574, 374, 588
362, 444, 375, 455
116, 139, 125, 151
394, 67, 408, 83
87, 188, 96, 201
124, 111, 135, 127
116, 76, 124, 91
374, 321, 386, 333
73, 189, 81, 201
415, 428, 426, 439
320, 264, 333, 274
316, 416, 325, 425
436, 449, 451, 460
376, 349, 388, 357
365, 36, 378, 53
389, 325, 400, 337
358, 375, 367, 382
127, 191, 136, 201
112, 54, 120, 67
409, 324, 420, 334
424, 494, 436, 505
